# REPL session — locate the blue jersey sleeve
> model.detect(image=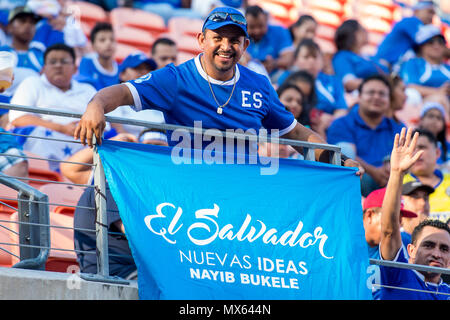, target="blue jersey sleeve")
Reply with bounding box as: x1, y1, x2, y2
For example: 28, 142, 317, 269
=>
261, 84, 296, 136
126, 65, 177, 113
30, 20, 64, 52
275, 26, 293, 56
